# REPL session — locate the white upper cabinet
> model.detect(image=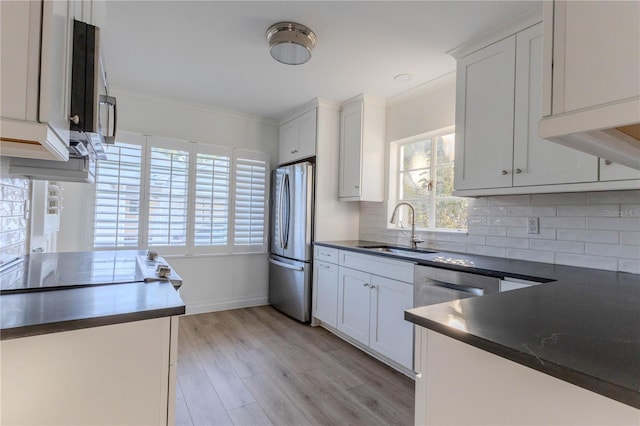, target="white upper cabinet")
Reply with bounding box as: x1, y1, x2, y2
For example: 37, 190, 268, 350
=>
338, 95, 385, 201
1, 0, 73, 161
512, 23, 597, 187
599, 160, 640, 182
538, 1, 640, 170
454, 36, 516, 190
278, 108, 316, 165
